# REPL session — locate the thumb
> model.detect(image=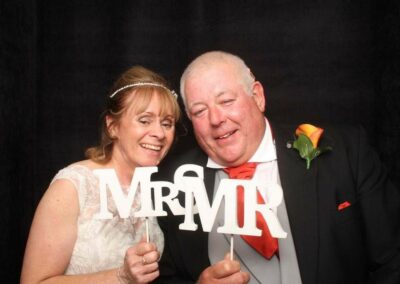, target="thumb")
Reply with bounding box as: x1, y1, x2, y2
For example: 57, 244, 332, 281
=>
224, 252, 233, 261
140, 234, 147, 243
